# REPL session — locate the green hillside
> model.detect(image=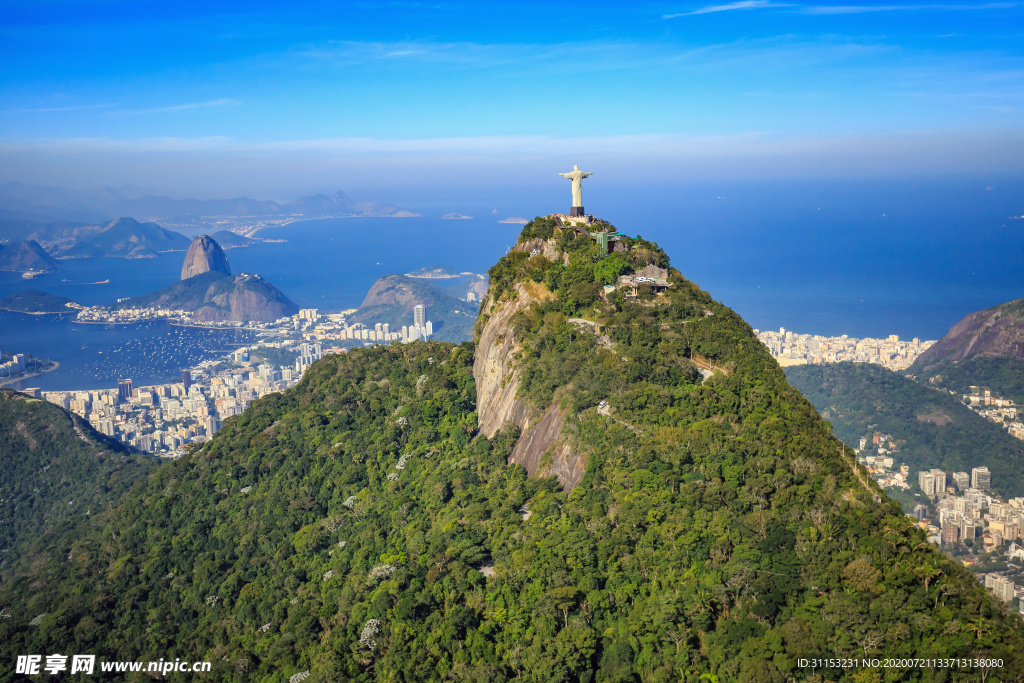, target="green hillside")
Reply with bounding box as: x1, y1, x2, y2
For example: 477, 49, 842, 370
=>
909, 298, 1024, 403
786, 362, 1024, 497
0, 289, 74, 313
2, 221, 1023, 681
0, 389, 154, 573
917, 355, 1024, 405
352, 273, 476, 342
118, 271, 298, 323
0, 240, 59, 273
